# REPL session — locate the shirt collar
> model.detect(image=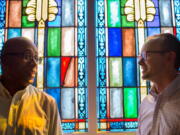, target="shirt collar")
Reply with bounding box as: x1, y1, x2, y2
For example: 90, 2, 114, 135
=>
149, 74, 180, 99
